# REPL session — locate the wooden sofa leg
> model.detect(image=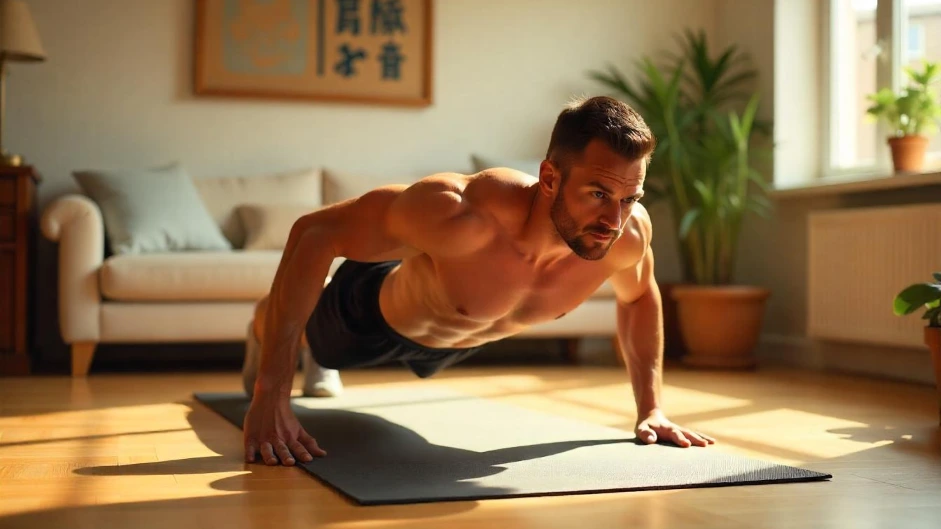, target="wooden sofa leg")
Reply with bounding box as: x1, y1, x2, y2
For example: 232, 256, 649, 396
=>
72, 342, 97, 377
